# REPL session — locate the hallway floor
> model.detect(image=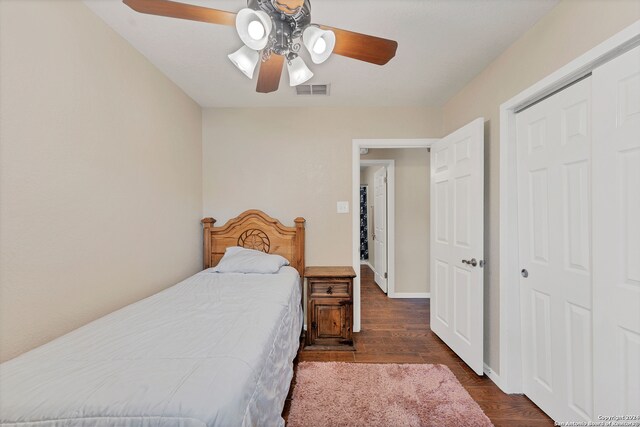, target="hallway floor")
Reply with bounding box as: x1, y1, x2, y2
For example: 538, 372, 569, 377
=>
285, 265, 553, 426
